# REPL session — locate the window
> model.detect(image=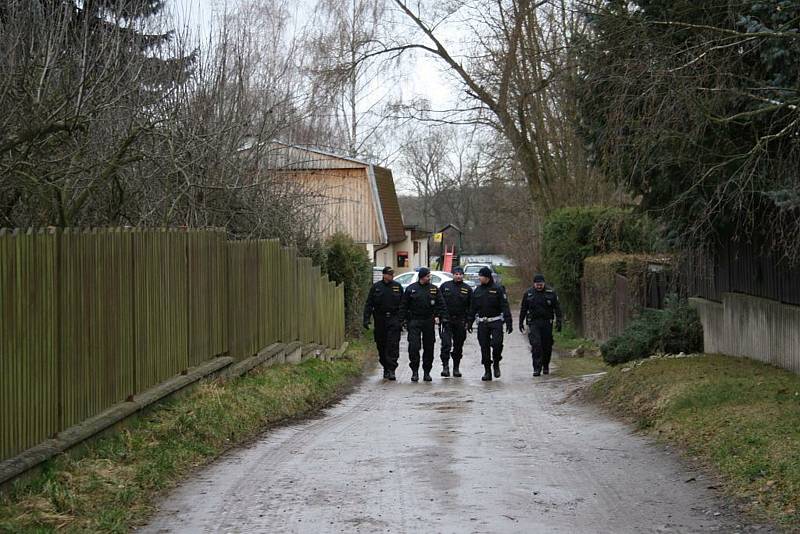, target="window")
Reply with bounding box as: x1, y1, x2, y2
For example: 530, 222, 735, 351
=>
431, 274, 442, 285
413, 241, 420, 254
394, 272, 415, 285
